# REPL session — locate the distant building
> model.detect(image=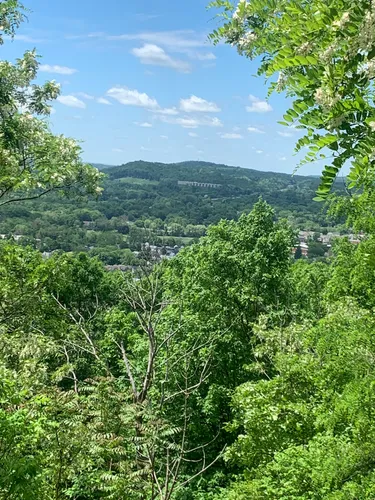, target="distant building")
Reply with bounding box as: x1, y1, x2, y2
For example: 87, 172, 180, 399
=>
105, 265, 138, 272
178, 181, 222, 188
